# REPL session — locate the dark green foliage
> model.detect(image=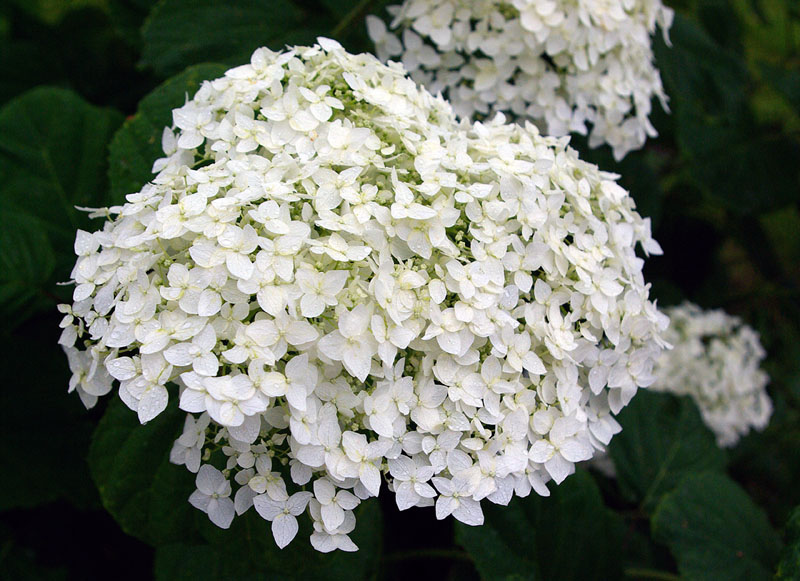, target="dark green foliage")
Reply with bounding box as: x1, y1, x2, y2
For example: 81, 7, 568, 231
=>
652, 472, 783, 580
776, 505, 800, 579
88, 397, 197, 545
0, 1, 798, 579
90, 395, 385, 577
653, 14, 800, 214
0, 5, 154, 111
0, 88, 122, 320
154, 501, 383, 580
140, 0, 313, 77
455, 471, 624, 581
608, 391, 726, 512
